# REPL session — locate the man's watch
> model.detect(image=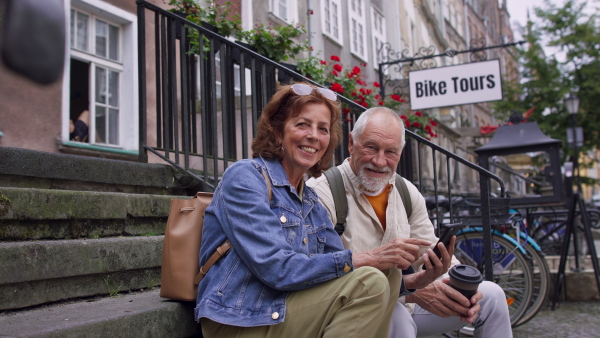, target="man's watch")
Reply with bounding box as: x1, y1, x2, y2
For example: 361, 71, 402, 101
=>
399, 265, 417, 296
